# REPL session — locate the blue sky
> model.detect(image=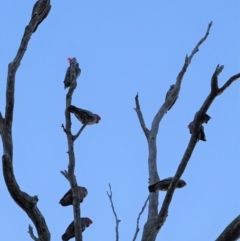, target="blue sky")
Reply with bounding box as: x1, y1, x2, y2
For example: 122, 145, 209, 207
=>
0, 1, 239, 241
